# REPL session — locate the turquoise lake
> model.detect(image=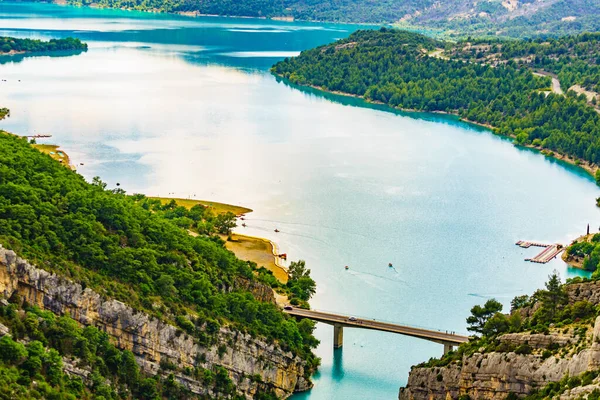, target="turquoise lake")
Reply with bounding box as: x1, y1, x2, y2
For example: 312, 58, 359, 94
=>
0, 3, 599, 399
